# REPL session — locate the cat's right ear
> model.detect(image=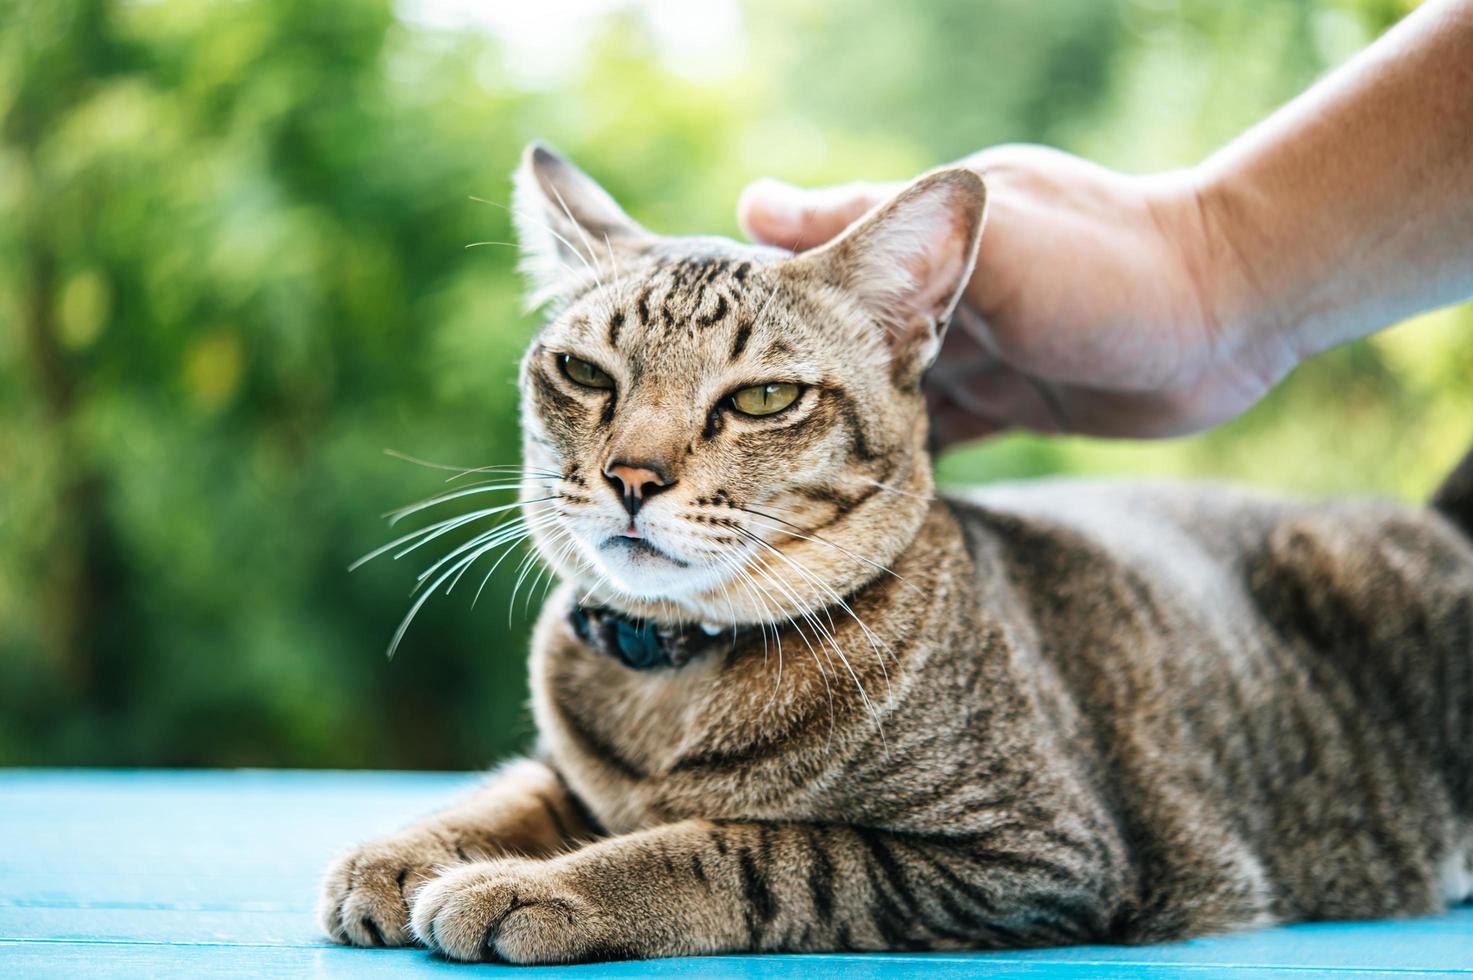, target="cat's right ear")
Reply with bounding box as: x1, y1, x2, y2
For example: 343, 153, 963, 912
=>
512, 142, 653, 310
789, 168, 987, 384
